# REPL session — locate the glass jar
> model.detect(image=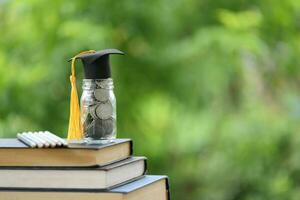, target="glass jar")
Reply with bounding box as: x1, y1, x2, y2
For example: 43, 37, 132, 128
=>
81, 78, 116, 144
